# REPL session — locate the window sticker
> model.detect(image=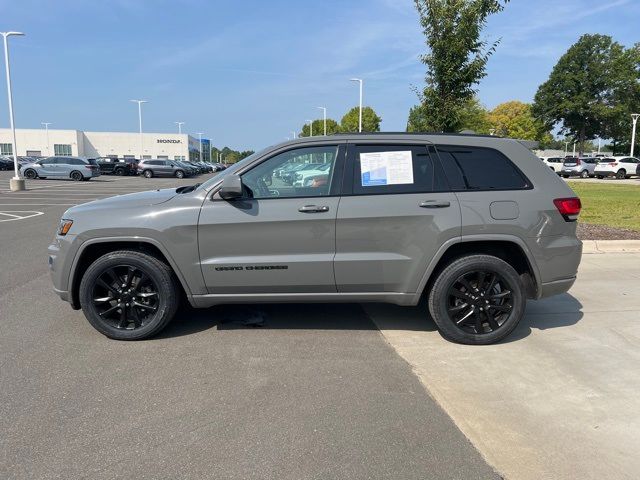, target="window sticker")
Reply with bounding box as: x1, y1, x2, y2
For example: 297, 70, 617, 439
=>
360, 151, 414, 186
